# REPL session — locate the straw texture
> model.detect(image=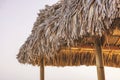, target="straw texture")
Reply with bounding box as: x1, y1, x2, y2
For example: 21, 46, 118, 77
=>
17, 0, 120, 67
